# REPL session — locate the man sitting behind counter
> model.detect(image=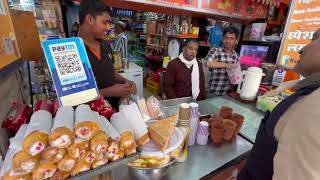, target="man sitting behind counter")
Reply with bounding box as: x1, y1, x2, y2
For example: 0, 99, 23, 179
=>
163, 40, 206, 101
